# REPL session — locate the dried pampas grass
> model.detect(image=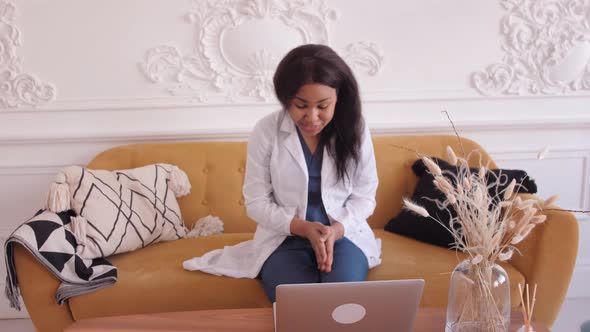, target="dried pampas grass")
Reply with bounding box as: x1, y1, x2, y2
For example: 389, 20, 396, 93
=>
403, 145, 555, 332
398, 110, 573, 332
406, 147, 553, 264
